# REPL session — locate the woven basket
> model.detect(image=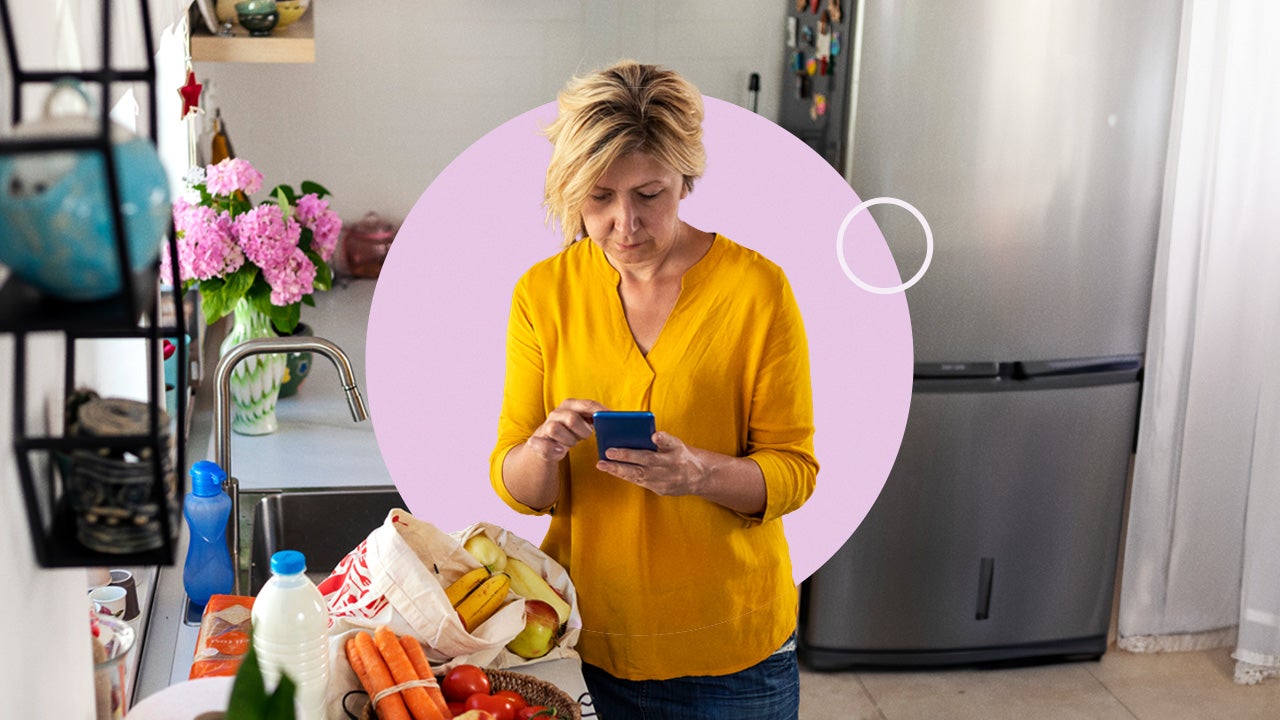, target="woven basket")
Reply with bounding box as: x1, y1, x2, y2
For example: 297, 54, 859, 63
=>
488, 669, 582, 720
349, 668, 581, 720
